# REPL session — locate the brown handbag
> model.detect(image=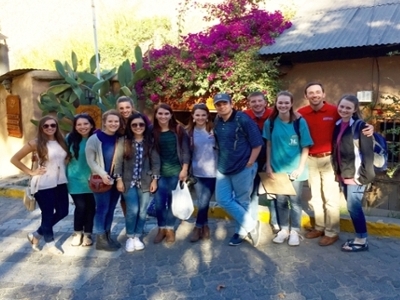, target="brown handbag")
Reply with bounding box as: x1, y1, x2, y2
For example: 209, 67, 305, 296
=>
88, 174, 112, 193
88, 139, 118, 193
